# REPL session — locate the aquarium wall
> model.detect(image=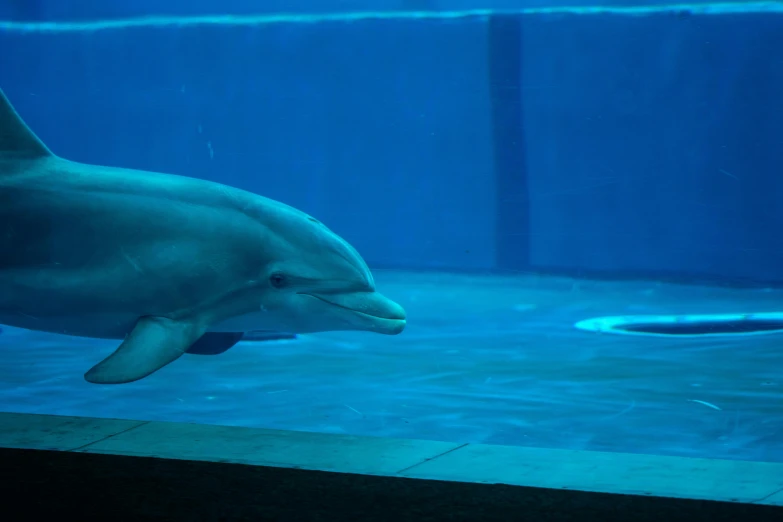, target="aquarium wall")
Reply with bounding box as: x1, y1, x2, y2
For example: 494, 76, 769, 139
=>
1, 3, 781, 283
